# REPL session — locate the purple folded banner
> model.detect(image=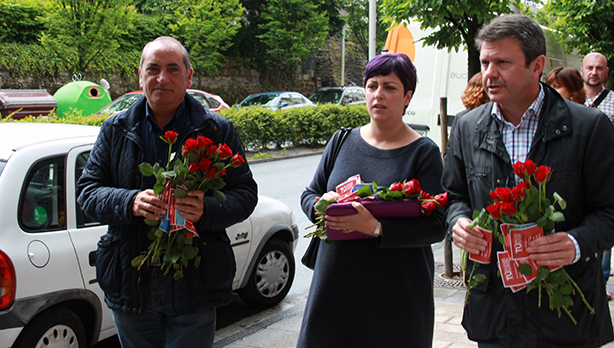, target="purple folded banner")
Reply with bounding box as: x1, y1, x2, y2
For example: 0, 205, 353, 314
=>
325, 199, 421, 240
